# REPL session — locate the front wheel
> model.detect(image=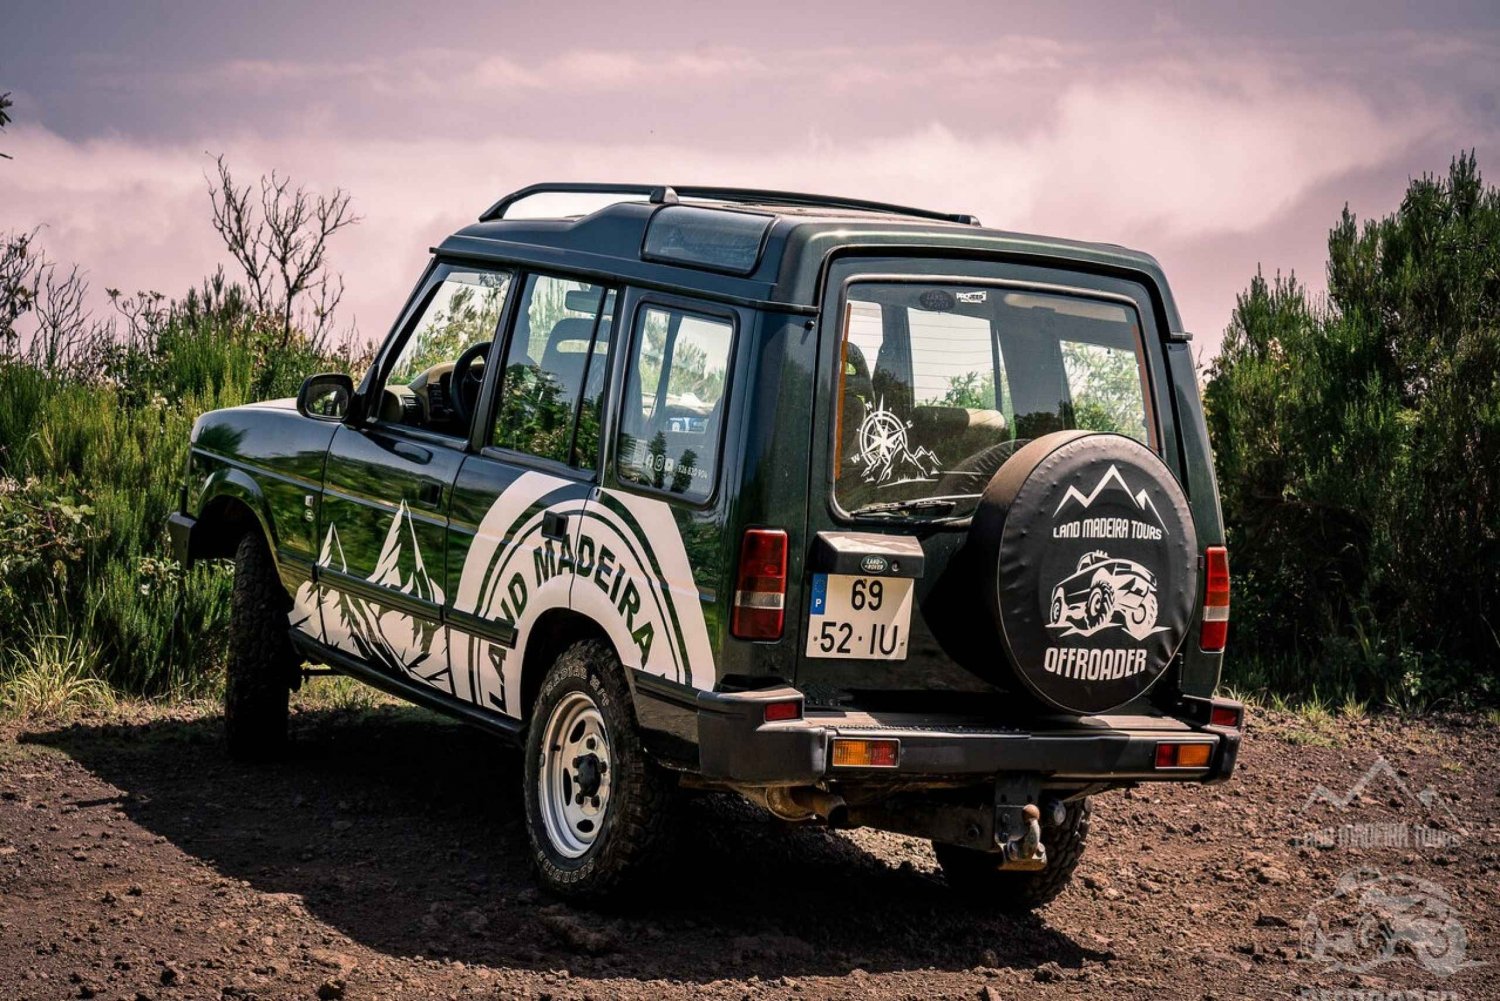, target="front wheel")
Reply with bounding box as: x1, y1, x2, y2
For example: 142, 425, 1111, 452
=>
224, 531, 296, 762
523, 640, 676, 899
932, 798, 1092, 912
